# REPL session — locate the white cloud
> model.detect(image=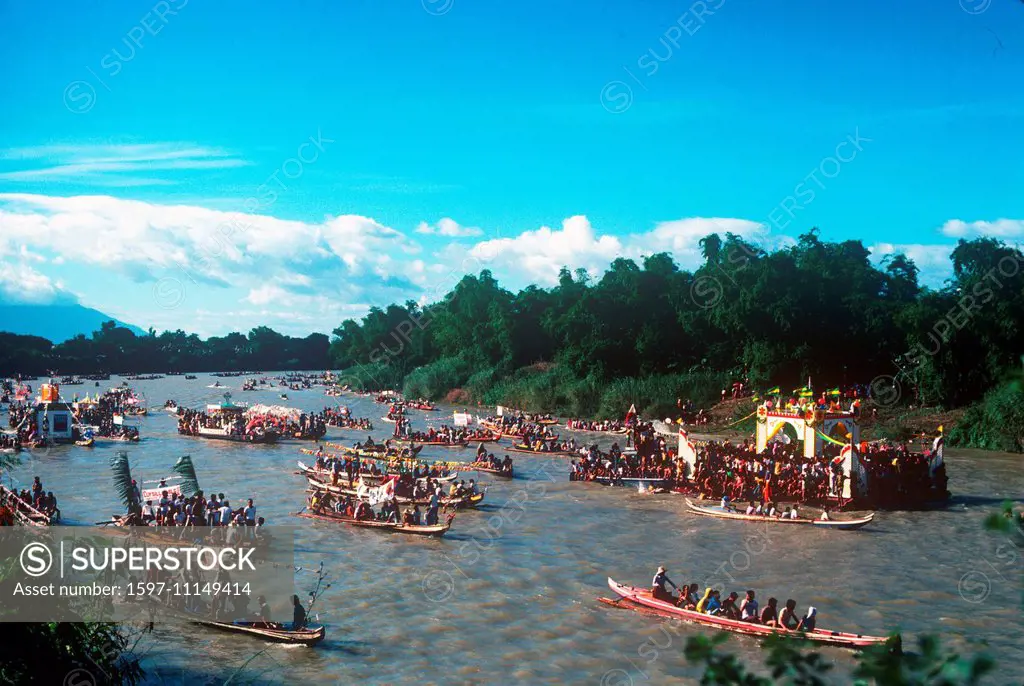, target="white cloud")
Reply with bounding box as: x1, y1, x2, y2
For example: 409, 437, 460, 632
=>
469, 215, 624, 286
415, 218, 483, 237
940, 219, 1024, 239
869, 242, 956, 287
0, 262, 78, 306
0, 193, 427, 335
469, 215, 784, 287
